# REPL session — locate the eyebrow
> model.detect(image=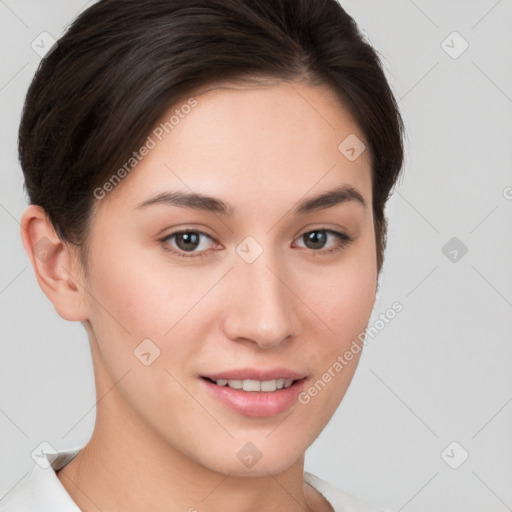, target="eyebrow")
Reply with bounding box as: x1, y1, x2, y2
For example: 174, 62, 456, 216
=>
135, 184, 366, 215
